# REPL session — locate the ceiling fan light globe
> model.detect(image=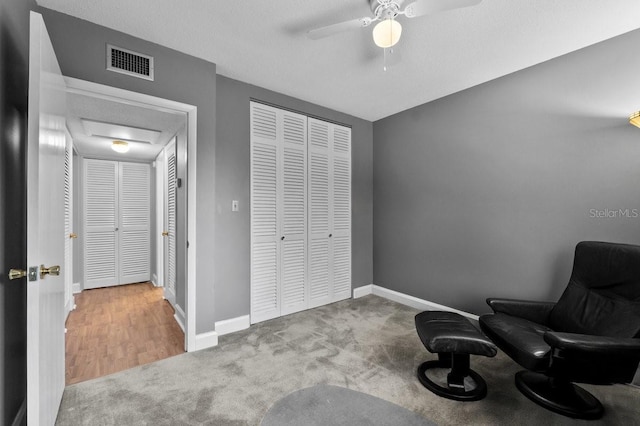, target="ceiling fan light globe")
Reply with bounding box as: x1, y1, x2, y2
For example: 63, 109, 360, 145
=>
111, 140, 130, 153
372, 18, 402, 48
